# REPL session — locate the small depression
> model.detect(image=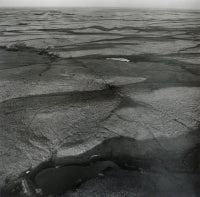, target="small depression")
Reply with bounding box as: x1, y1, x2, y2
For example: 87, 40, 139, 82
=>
32, 161, 118, 196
